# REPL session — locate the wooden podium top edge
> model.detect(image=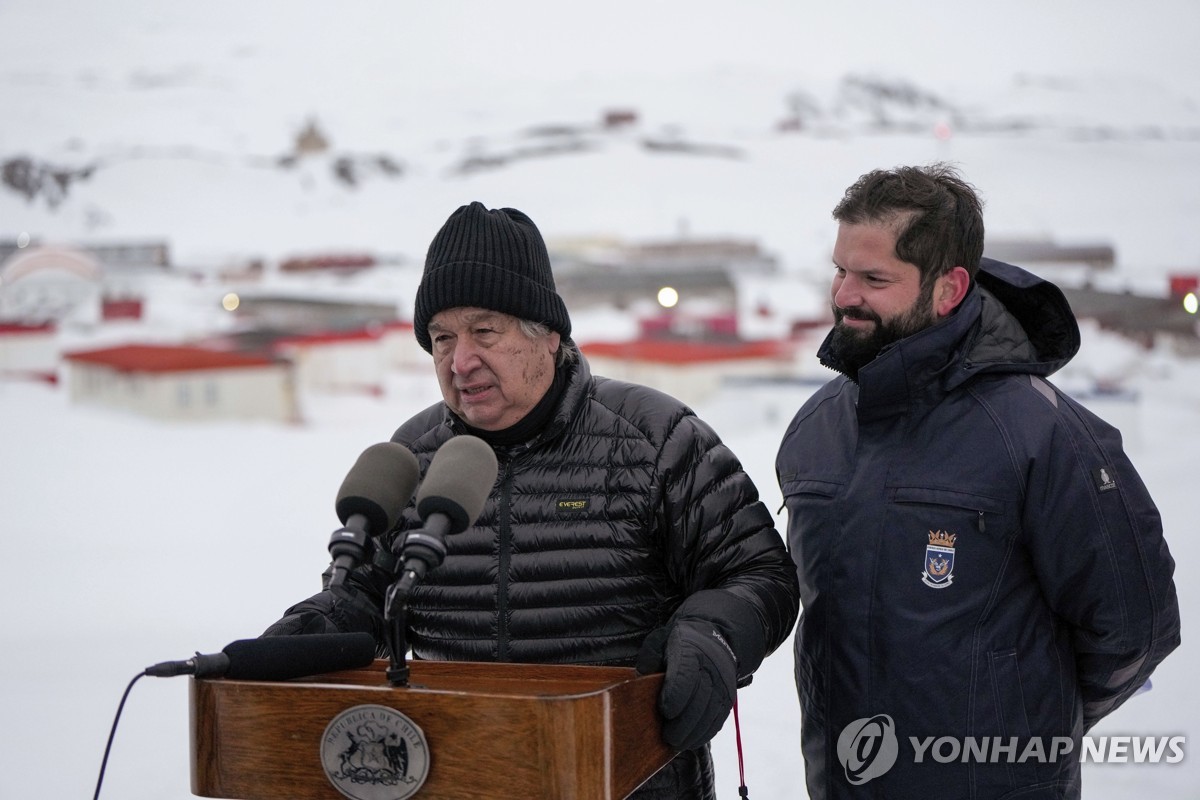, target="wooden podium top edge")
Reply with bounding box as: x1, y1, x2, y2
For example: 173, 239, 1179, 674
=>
199, 658, 662, 700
